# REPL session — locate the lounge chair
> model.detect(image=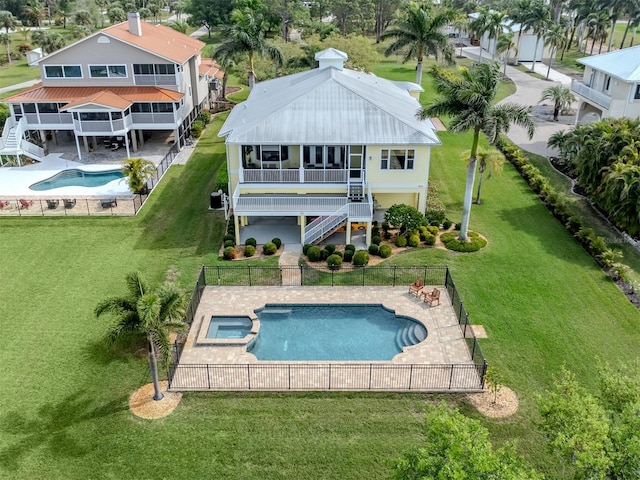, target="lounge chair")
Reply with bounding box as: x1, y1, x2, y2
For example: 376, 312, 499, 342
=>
19, 199, 34, 209
101, 198, 117, 208
63, 198, 76, 209
46, 199, 59, 209
408, 279, 425, 296
422, 287, 441, 307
